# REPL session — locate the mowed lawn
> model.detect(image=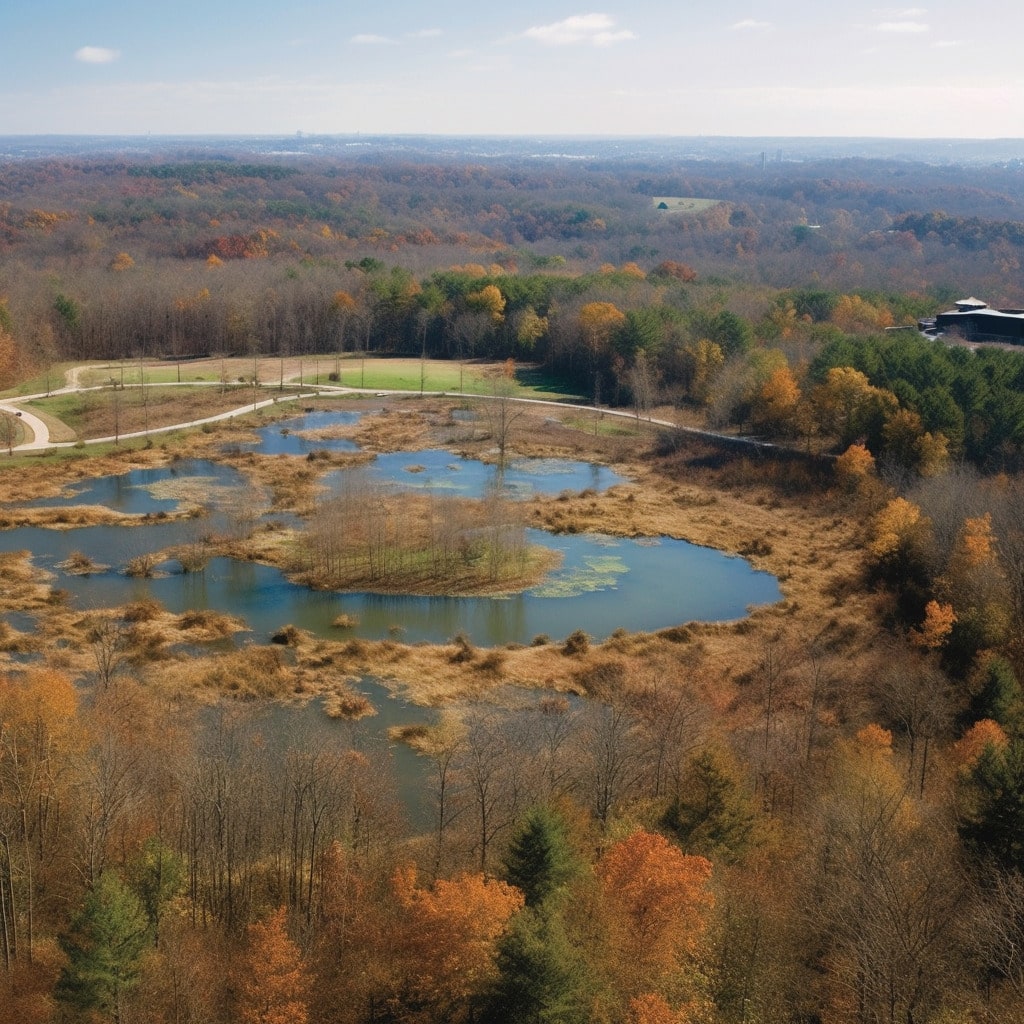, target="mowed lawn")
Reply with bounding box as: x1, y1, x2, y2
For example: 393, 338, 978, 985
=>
313, 357, 584, 401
